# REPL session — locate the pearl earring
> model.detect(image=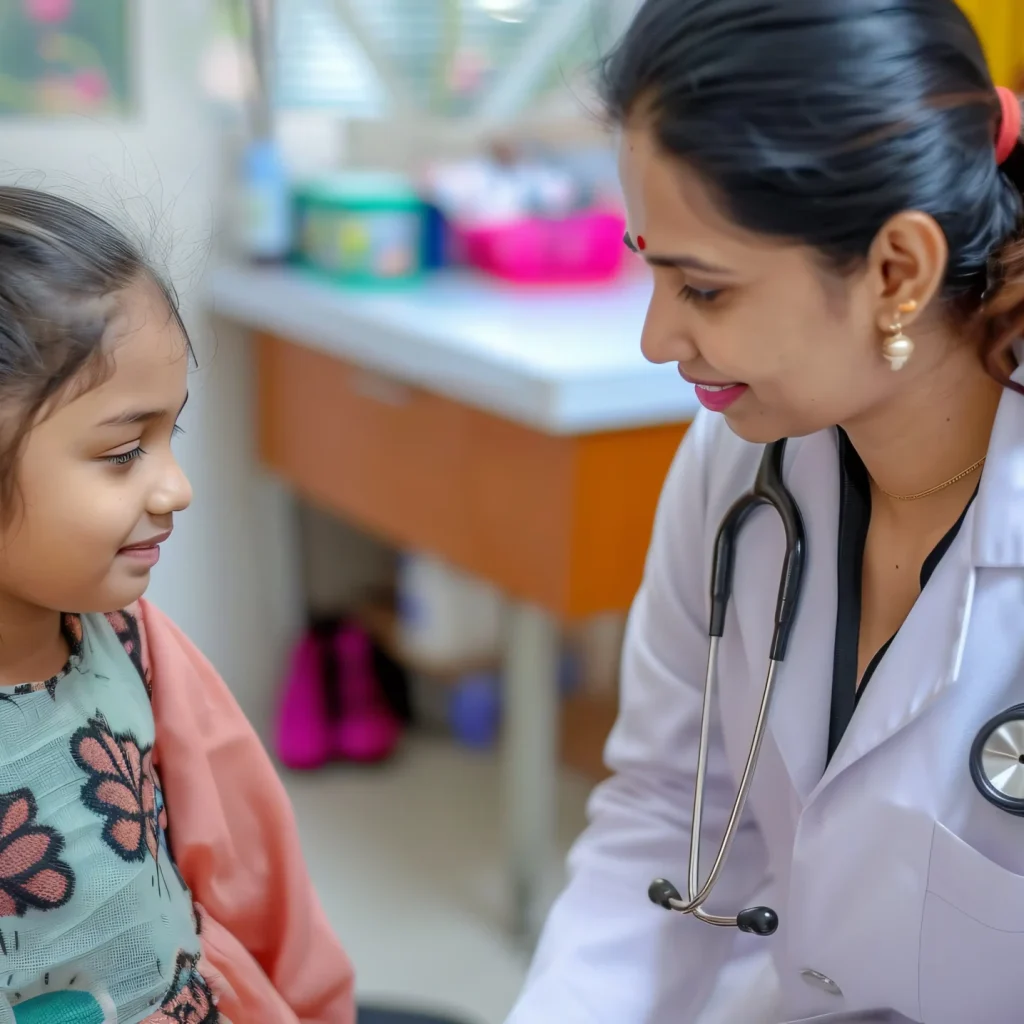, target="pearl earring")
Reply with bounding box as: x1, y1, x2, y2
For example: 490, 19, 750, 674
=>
883, 300, 918, 371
